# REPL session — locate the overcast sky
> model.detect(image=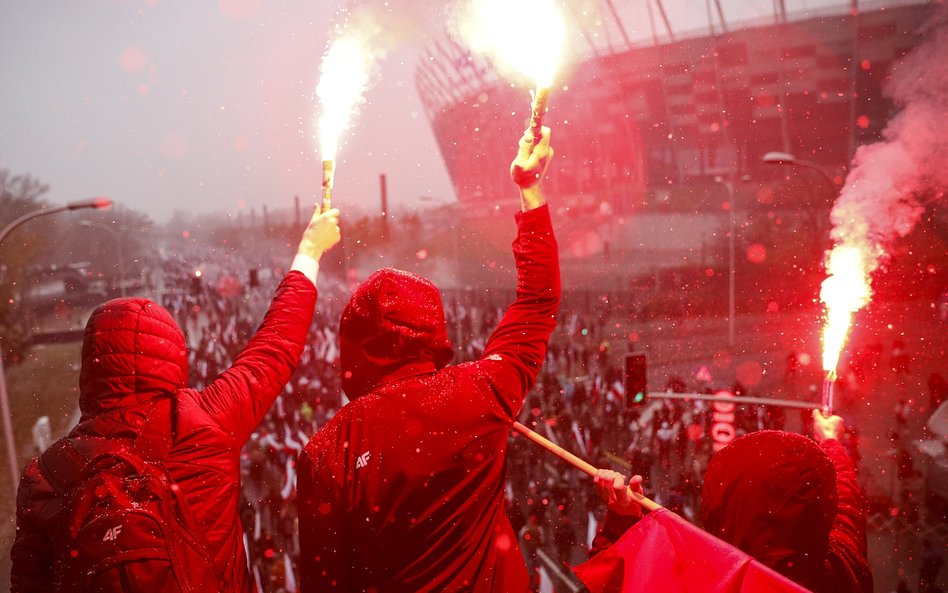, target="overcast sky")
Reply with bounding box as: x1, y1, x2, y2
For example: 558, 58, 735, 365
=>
0, 0, 848, 223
